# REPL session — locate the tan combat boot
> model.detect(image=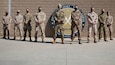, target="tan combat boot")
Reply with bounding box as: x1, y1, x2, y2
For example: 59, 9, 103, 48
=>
87, 38, 89, 43
79, 39, 82, 44
61, 39, 64, 44
52, 39, 56, 44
